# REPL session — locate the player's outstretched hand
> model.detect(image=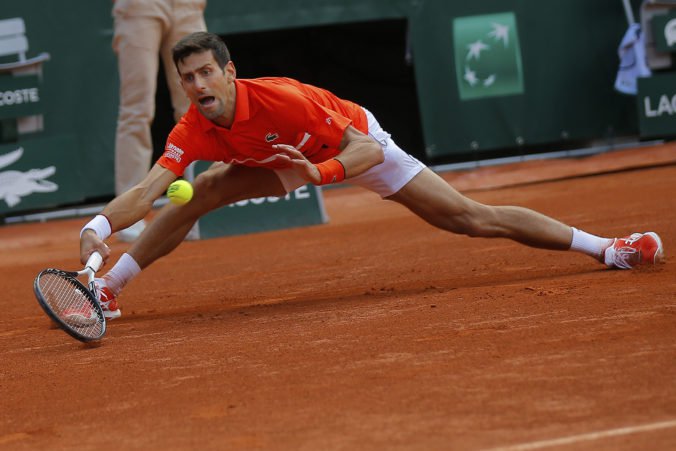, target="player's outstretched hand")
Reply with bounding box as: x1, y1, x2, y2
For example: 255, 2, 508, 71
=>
272, 144, 321, 184
80, 230, 110, 267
